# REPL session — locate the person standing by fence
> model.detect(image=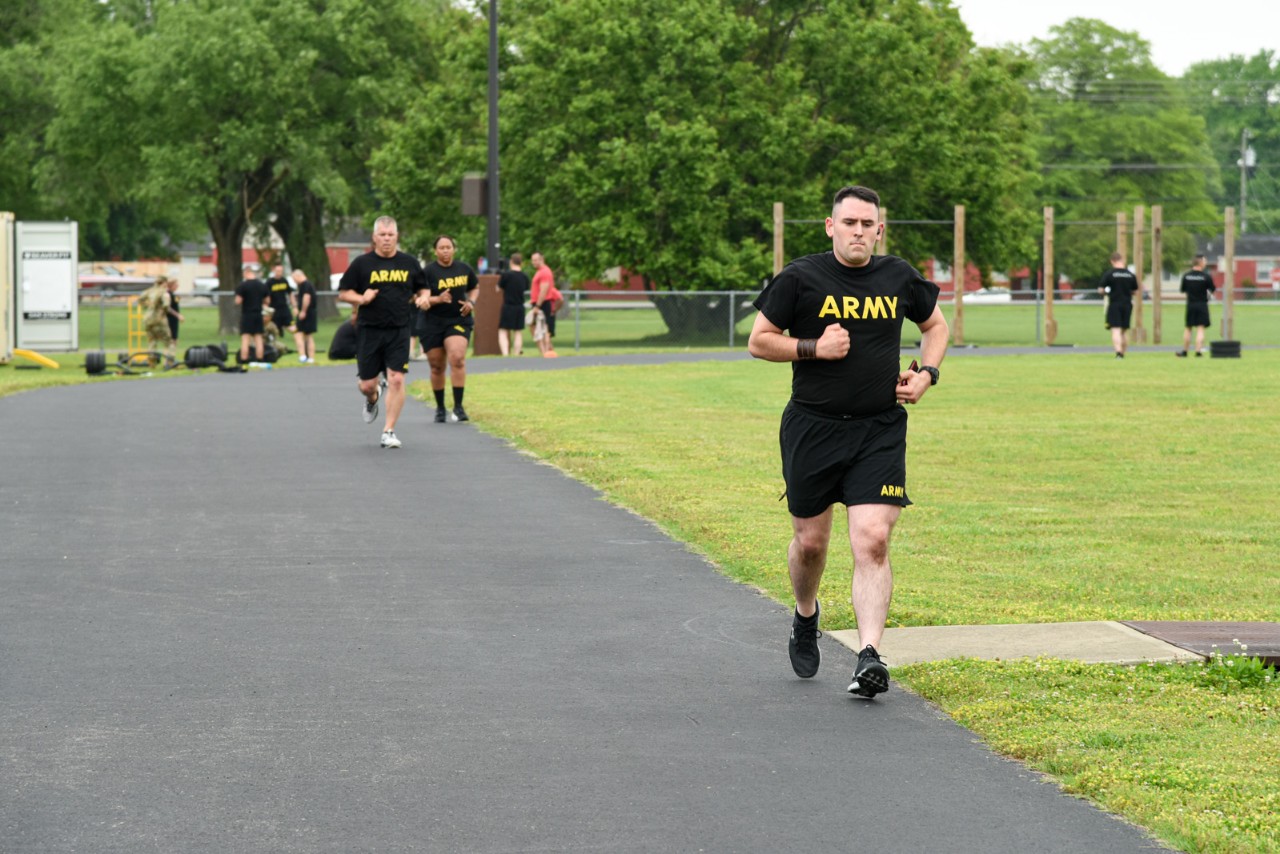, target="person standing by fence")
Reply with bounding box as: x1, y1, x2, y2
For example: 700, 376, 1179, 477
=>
747, 185, 948, 699
291, 268, 318, 363
497, 252, 529, 356
1099, 252, 1138, 359
1176, 255, 1215, 358
529, 252, 562, 357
